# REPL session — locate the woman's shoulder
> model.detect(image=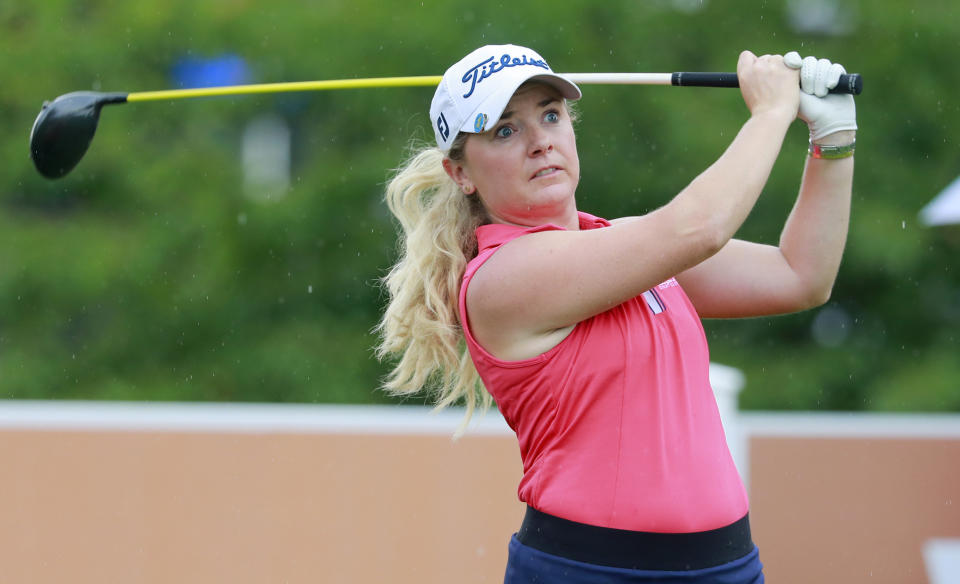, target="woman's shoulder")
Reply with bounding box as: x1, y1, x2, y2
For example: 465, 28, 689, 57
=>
475, 211, 610, 252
